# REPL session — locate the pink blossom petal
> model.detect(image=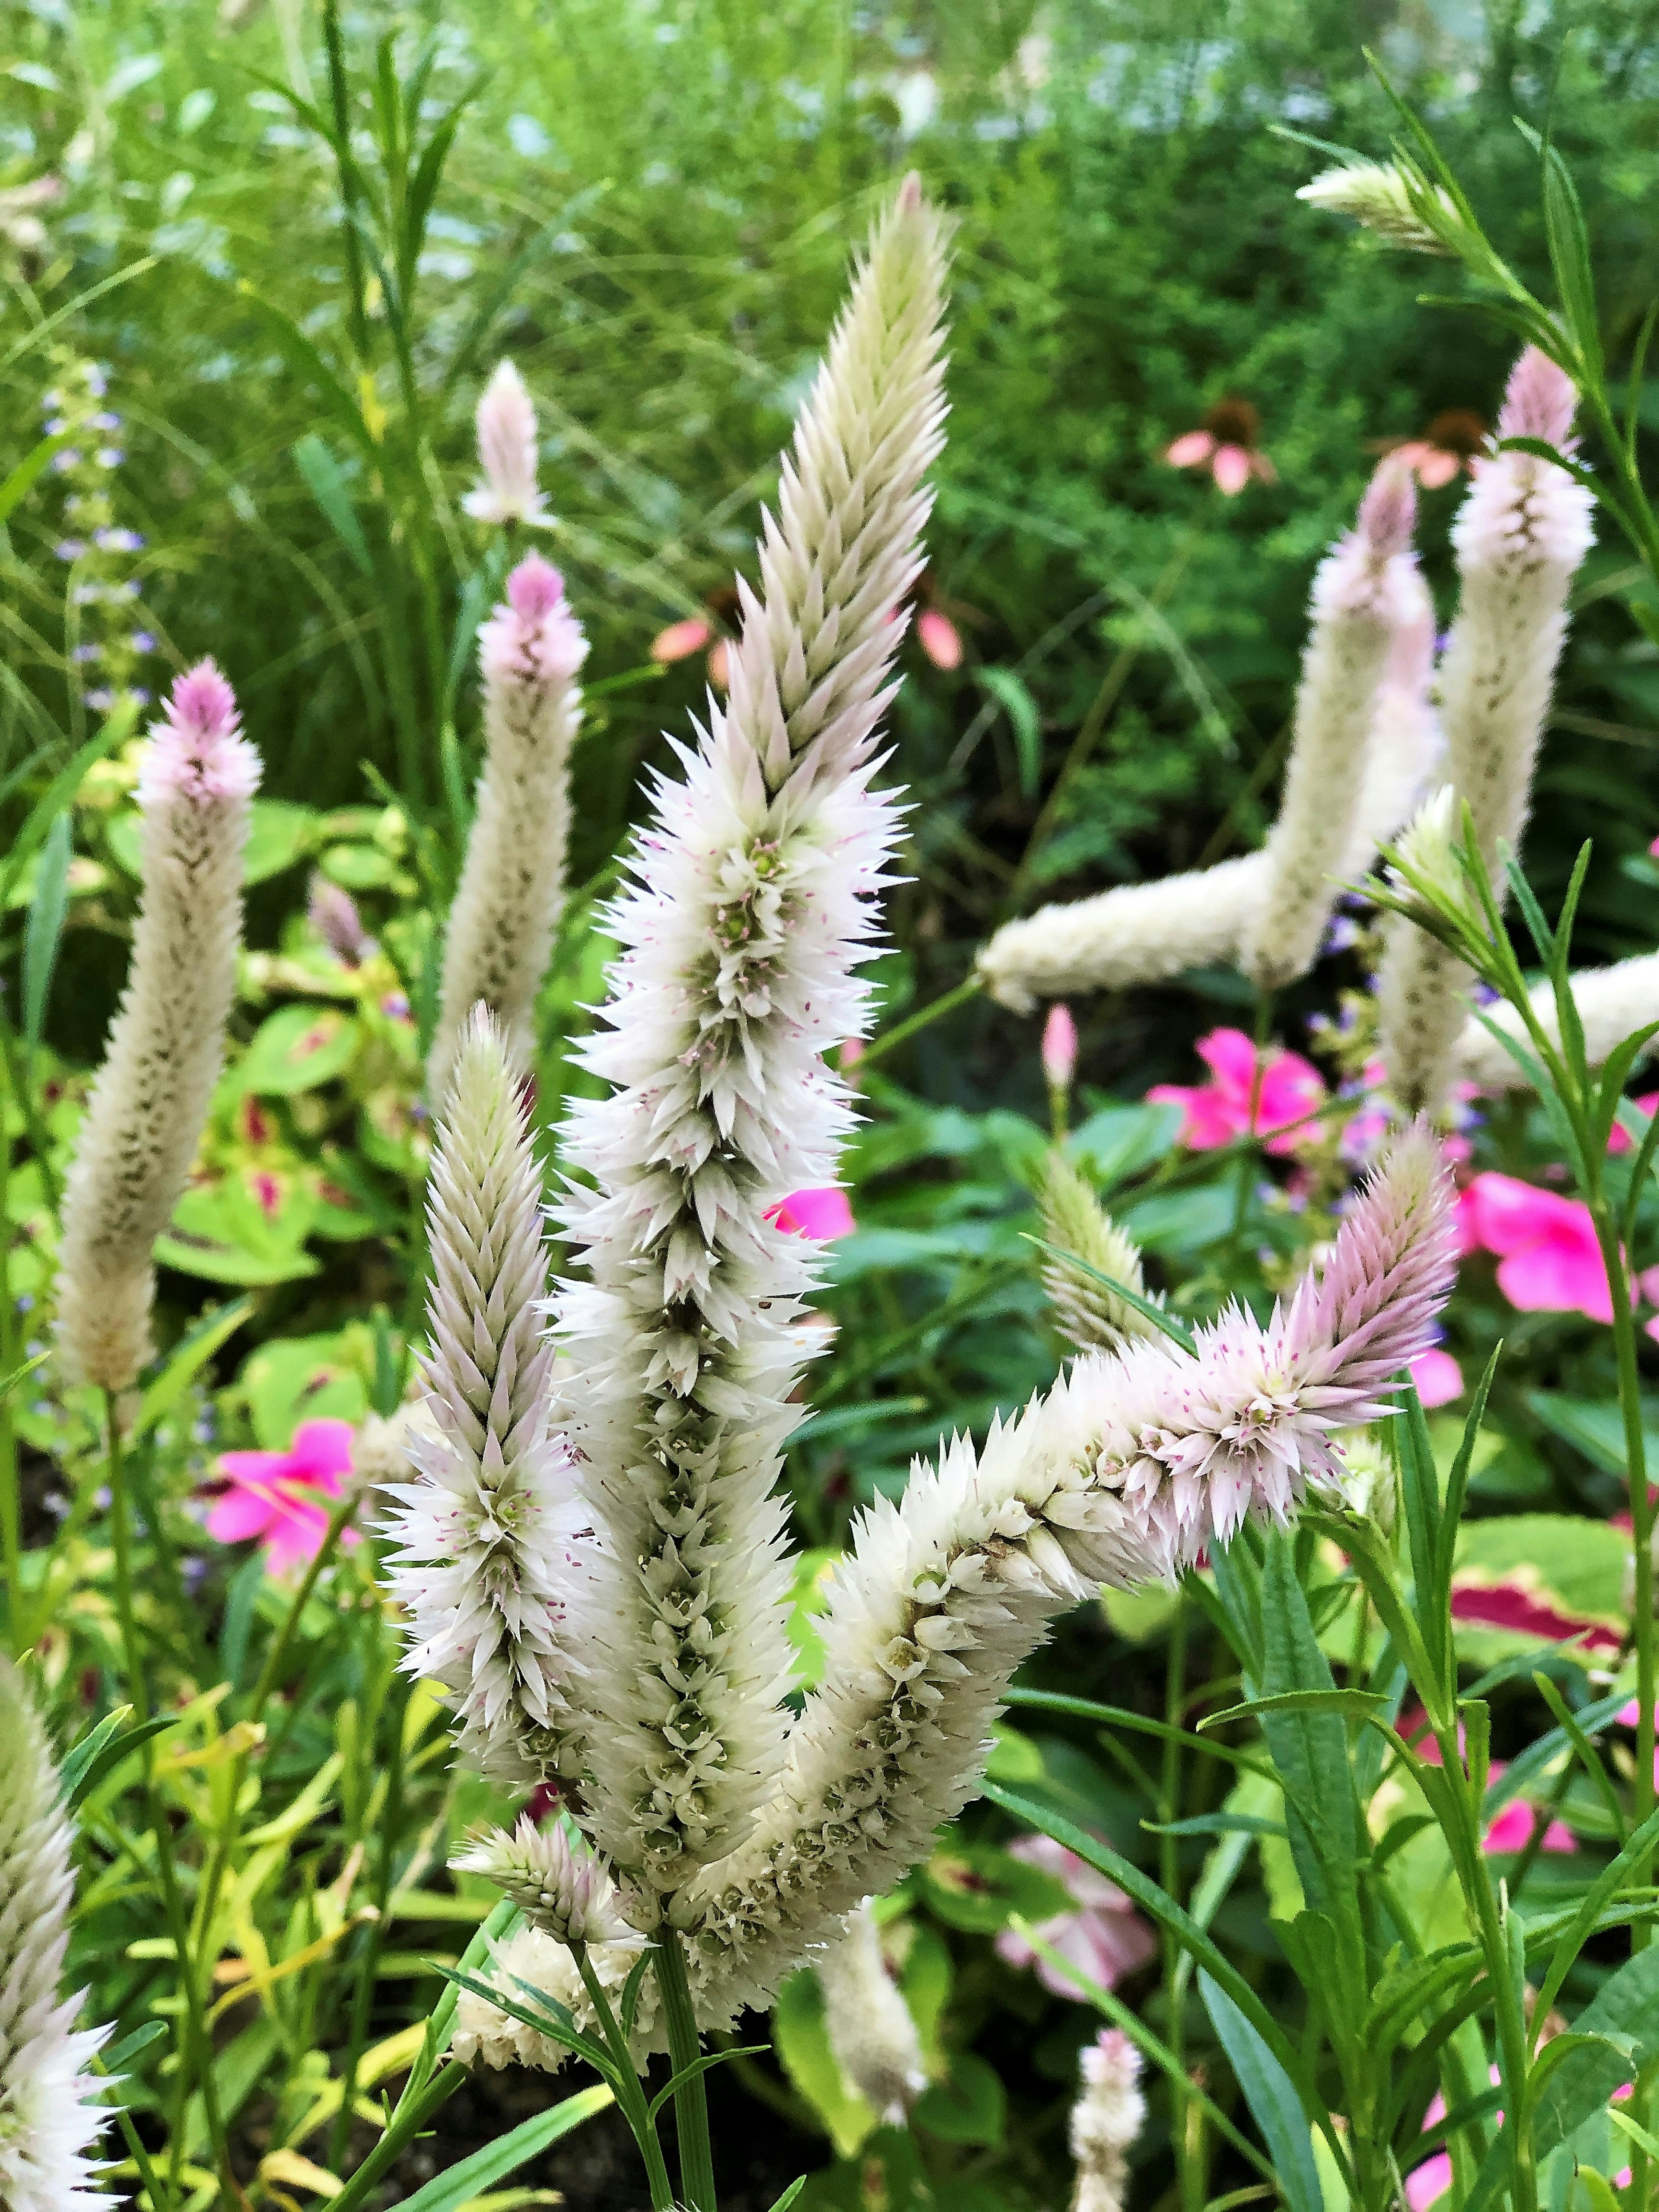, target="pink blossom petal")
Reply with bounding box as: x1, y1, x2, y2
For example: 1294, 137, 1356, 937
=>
1165, 430, 1215, 468
769, 1186, 856, 1240
651, 617, 712, 663
1211, 444, 1252, 495
205, 1487, 279, 1544
1405, 2152, 1453, 2212
917, 609, 963, 669
1416, 451, 1462, 489
706, 638, 730, 690
285, 1417, 357, 1487
1410, 1347, 1464, 1408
